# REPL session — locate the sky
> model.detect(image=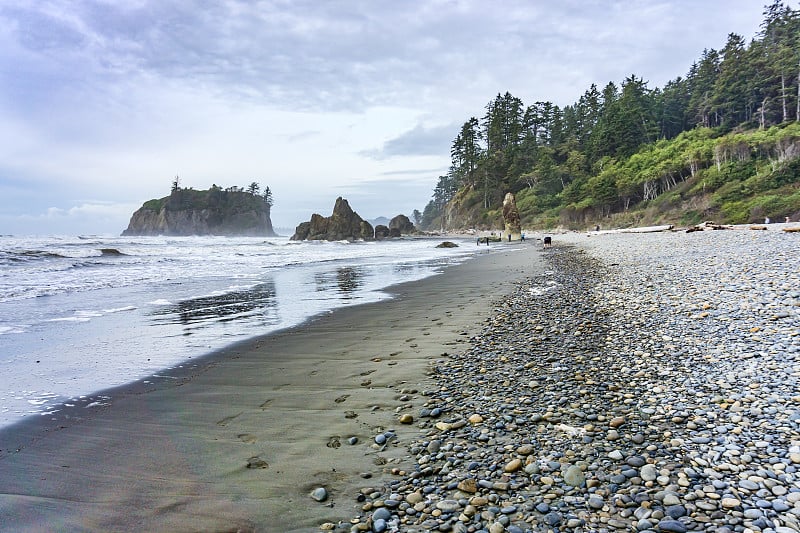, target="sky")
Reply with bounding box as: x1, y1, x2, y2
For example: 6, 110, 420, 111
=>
0, 0, 769, 236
